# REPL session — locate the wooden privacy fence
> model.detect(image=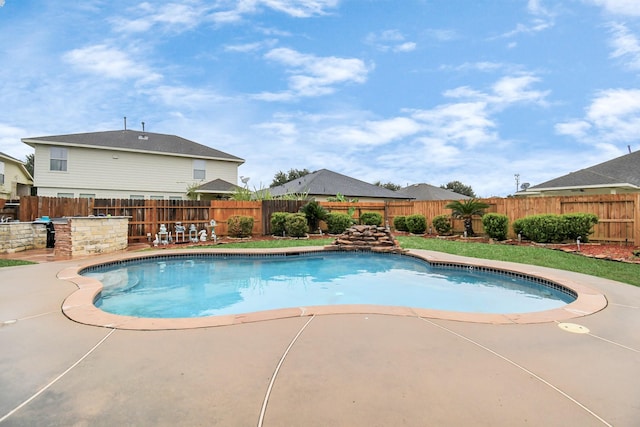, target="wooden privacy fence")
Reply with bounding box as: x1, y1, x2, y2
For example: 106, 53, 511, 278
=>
18, 193, 640, 245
